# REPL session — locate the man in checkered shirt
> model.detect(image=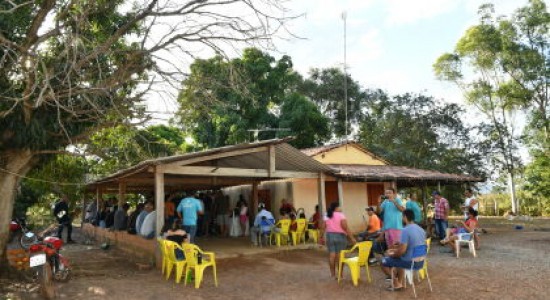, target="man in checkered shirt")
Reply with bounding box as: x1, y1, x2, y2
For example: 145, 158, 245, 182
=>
432, 191, 449, 240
